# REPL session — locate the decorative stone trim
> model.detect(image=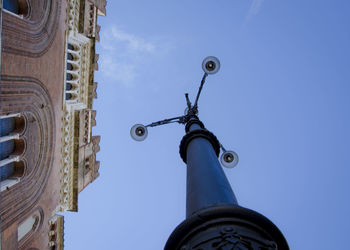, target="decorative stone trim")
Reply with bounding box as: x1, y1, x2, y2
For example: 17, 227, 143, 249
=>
88, 0, 107, 16
0, 133, 20, 143
83, 1, 97, 38
0, 155, 20, 168
0, 113, 22, 119
48, 215, 64, 250
67, 0, 80, 34
95, 25, 101, 41
64, 34, 92, 107
60, 106, 76, 211
60, 0, 102, 213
